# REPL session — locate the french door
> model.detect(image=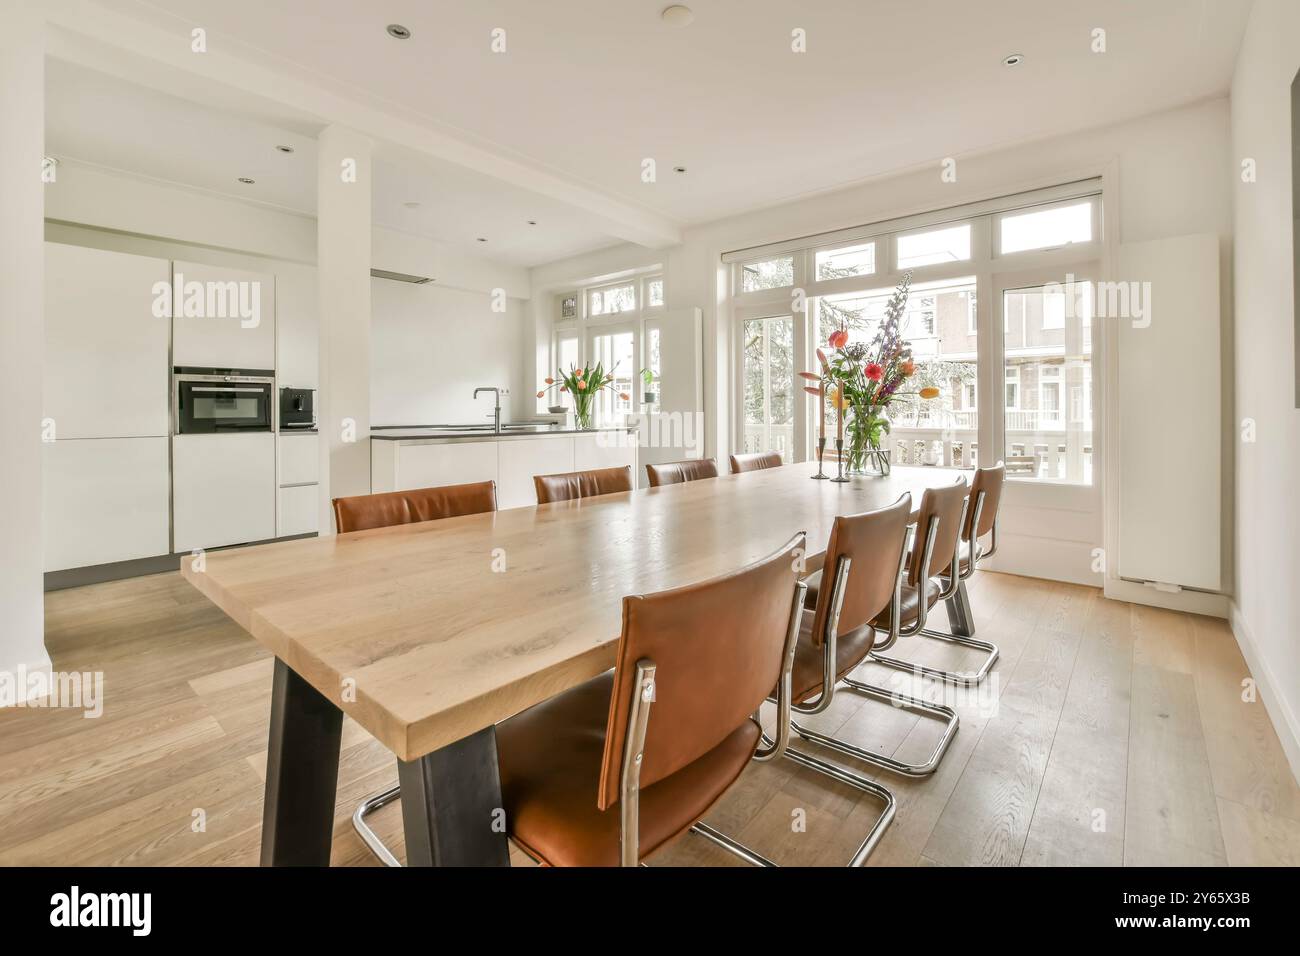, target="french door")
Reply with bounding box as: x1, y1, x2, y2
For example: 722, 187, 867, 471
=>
585, 323, 638, 428
736, 308, 800, 460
